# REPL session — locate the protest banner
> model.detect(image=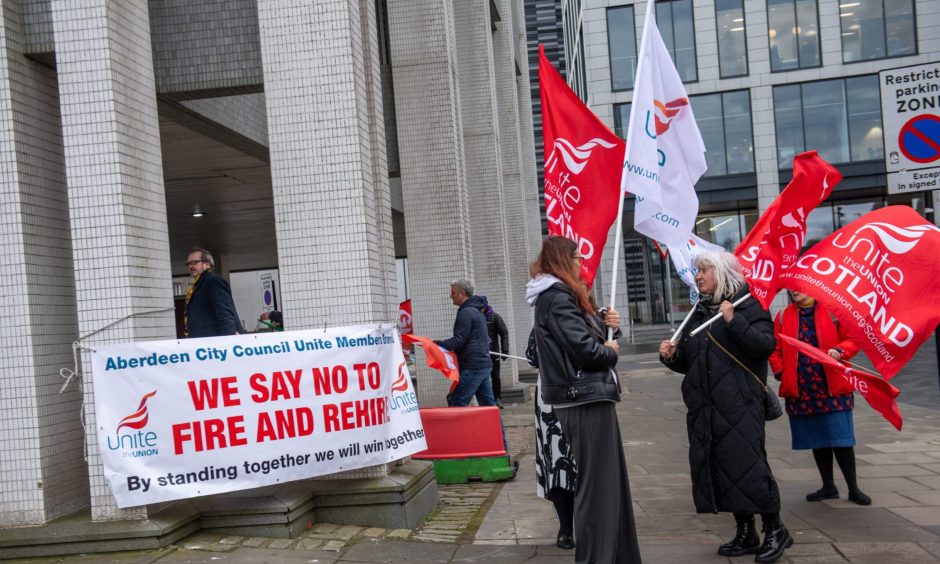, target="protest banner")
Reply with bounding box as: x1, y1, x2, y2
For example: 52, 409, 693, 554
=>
91, 324, 426, 507
777, 206, 940, 378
